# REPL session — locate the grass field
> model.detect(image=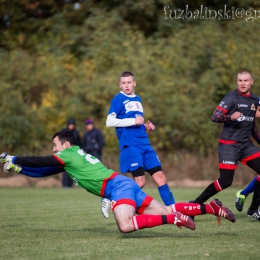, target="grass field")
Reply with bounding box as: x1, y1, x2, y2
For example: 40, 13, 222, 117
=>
0, 187, 258, 260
